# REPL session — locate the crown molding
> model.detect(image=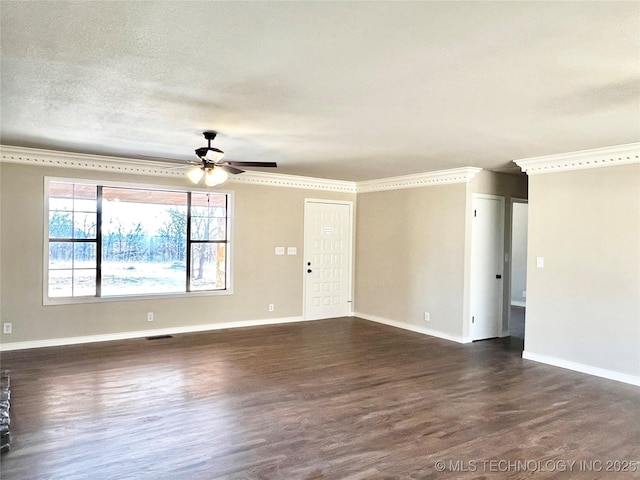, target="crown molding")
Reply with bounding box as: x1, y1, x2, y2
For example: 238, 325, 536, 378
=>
0, 144, 187, 179
356, 167, 482, 193
0, 145, 356, 193
0, 145, 480, 193
514, 143, 640, 175
4, 143, 638, 191
228, 170, 356, 192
